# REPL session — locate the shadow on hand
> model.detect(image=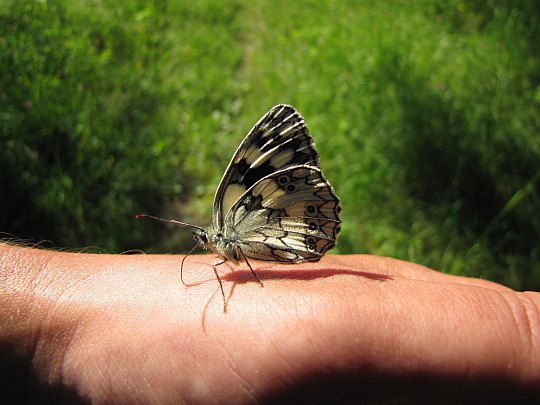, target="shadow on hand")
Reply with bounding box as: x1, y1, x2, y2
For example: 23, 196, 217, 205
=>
185, 260, 393, 285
